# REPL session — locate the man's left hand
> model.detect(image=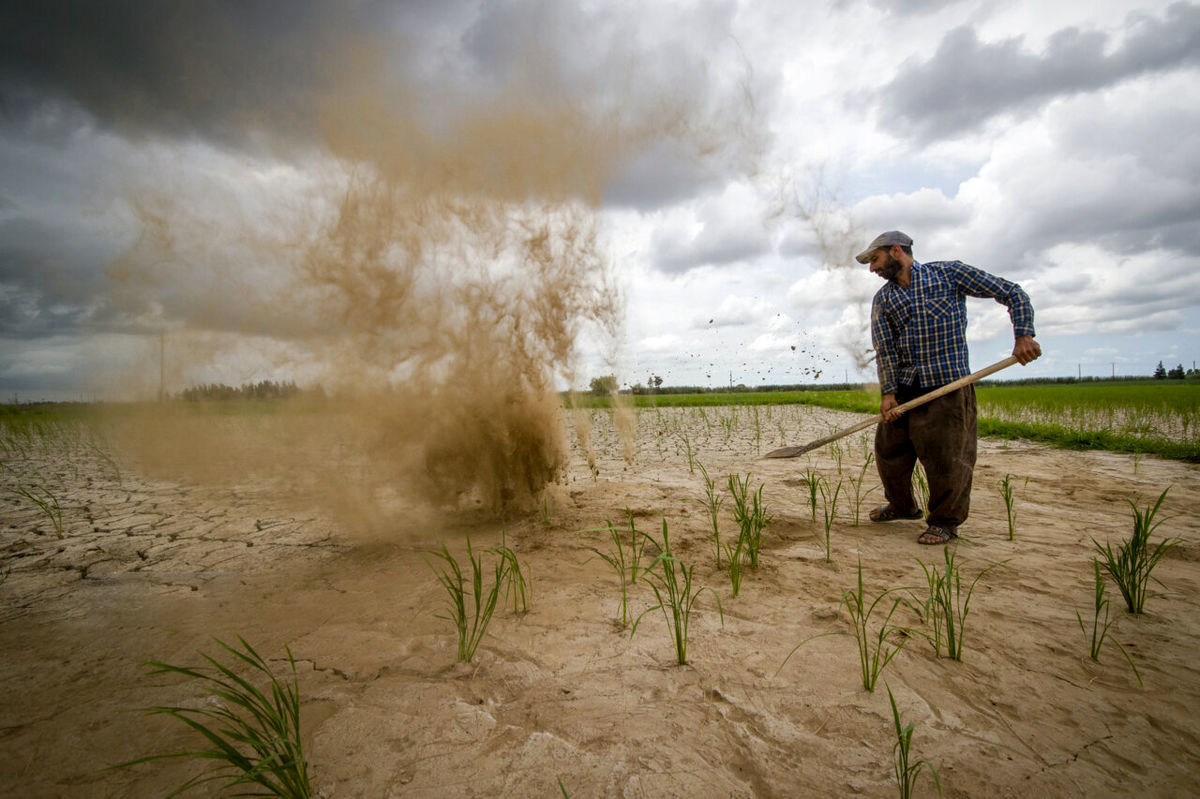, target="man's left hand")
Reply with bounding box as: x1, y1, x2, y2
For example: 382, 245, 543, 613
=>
1013, 335, 1041, 365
